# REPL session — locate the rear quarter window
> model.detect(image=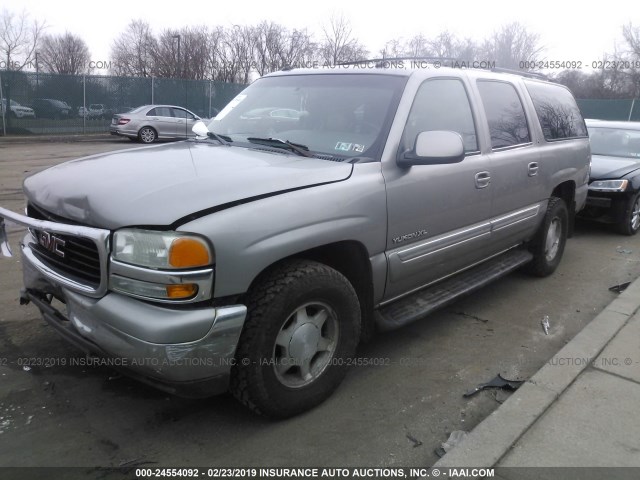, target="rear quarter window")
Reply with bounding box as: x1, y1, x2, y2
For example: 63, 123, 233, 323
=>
525, 81, 587, 141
